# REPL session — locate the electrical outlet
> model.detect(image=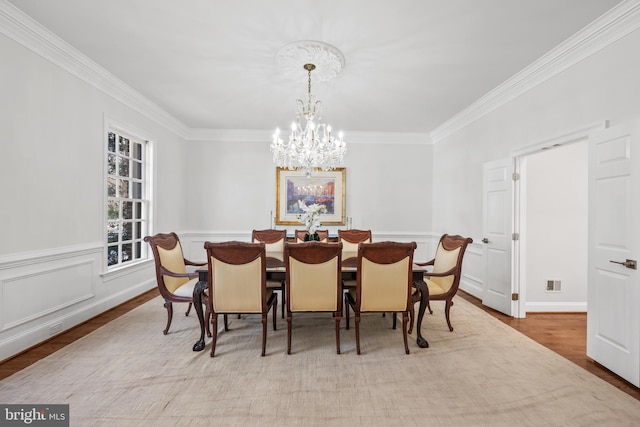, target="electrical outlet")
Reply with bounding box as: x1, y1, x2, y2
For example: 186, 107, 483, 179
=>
546, 280, 561, 292
49, 322, 63, 335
